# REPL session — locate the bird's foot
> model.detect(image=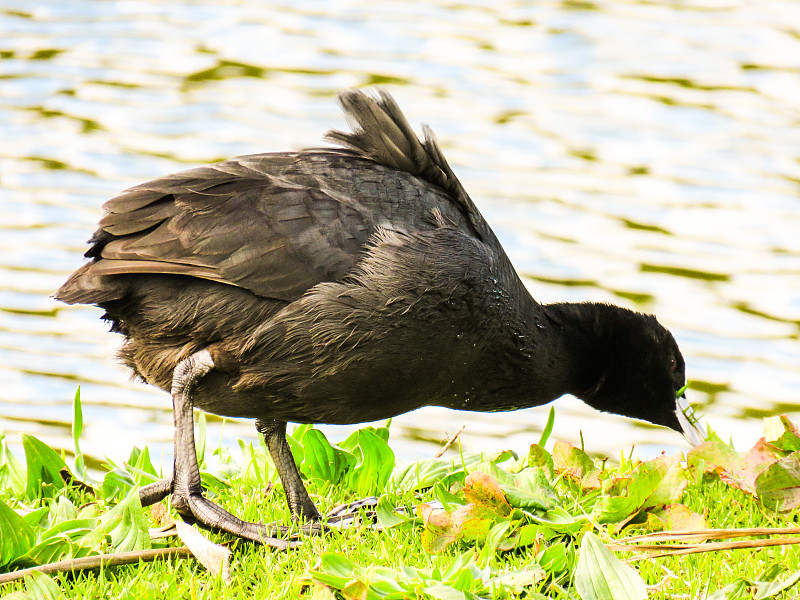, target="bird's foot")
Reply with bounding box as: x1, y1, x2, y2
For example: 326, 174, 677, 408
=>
137, 480, 377, 545
138, 477, 295, 549
324, 496, 379, 529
